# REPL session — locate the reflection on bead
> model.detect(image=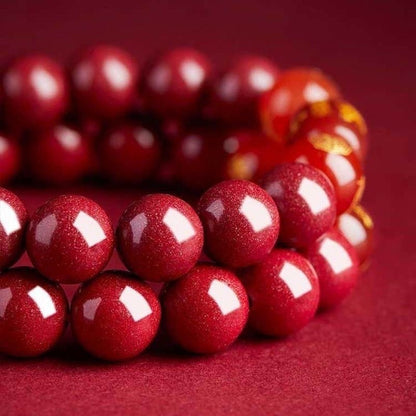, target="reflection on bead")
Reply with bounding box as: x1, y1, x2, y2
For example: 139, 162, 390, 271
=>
162, 264, 249, 353
71, 270, 161, 361
0, 134, 20, 185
